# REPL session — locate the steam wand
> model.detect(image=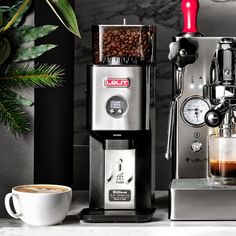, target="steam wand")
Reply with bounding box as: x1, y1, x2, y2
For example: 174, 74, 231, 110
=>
165, 38, 197, 160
